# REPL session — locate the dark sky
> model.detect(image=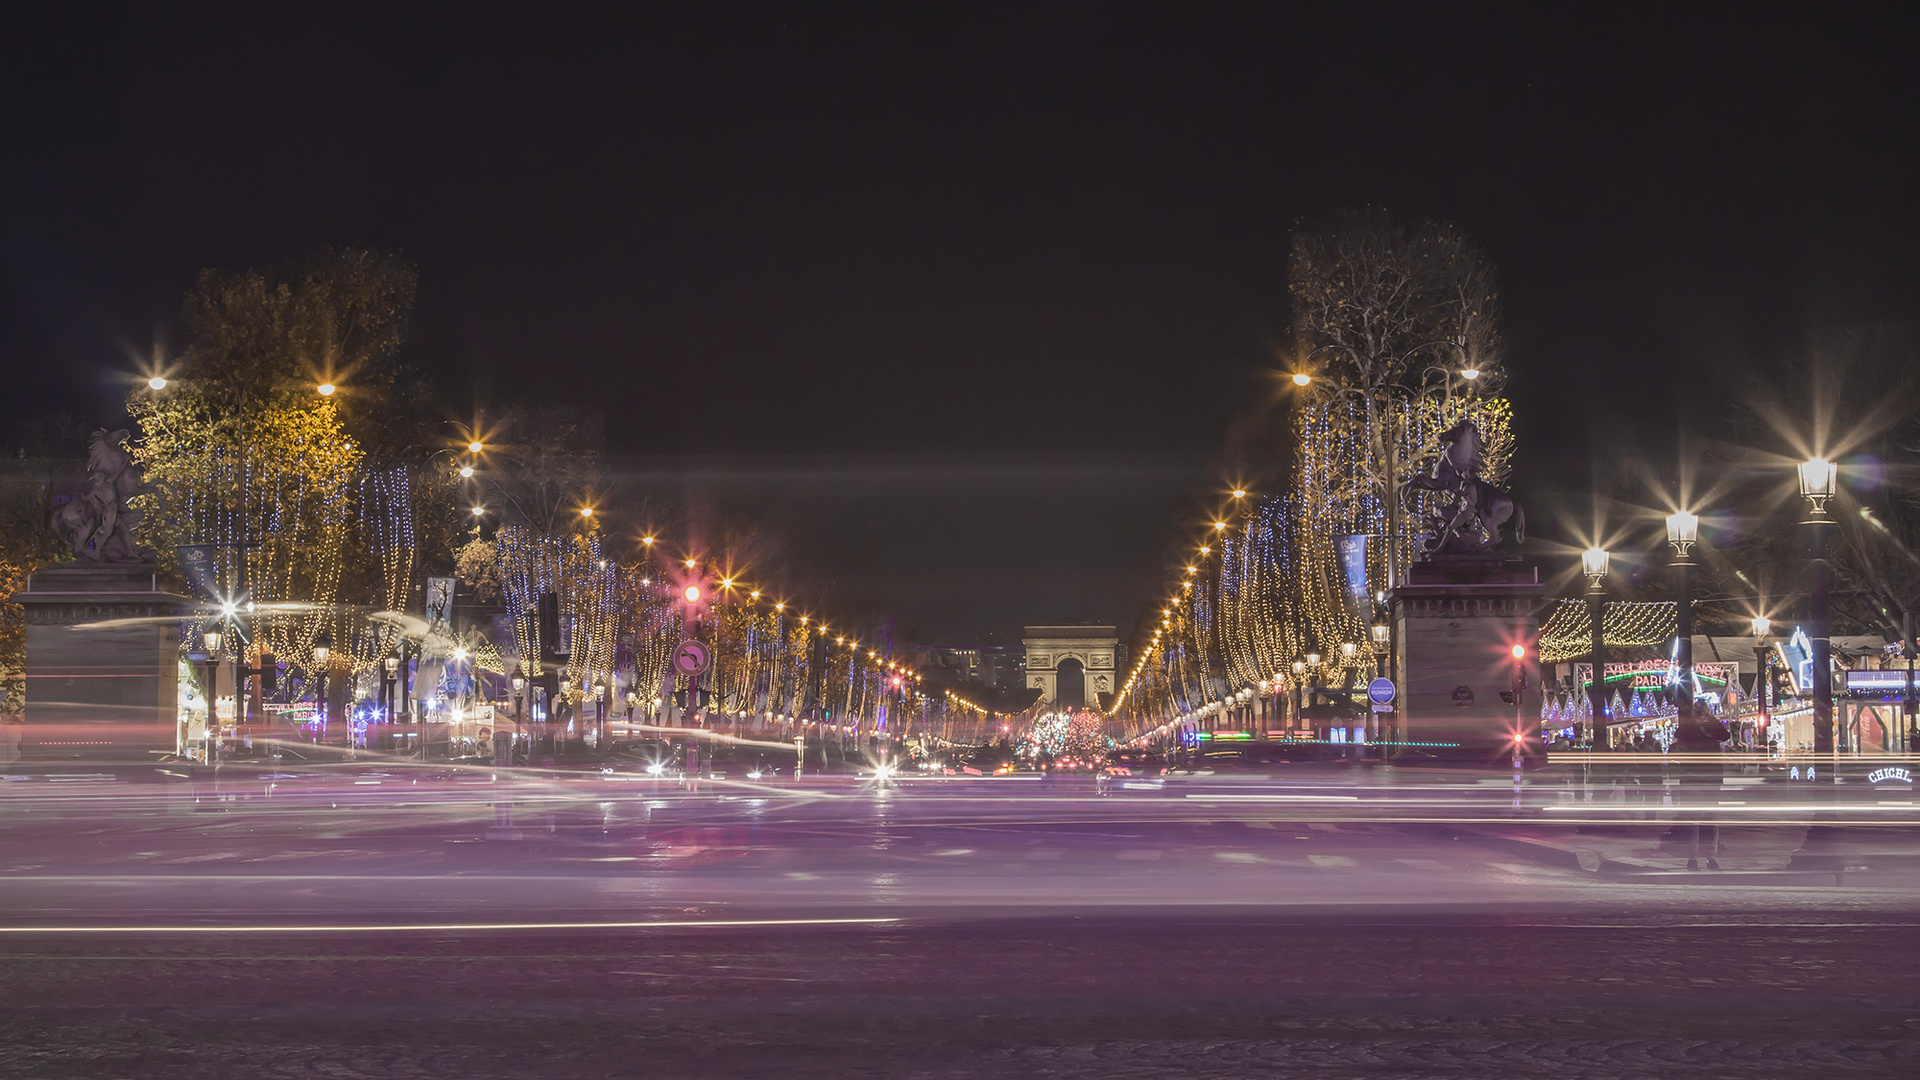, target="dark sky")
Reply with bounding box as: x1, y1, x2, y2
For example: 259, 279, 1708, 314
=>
5, 4, 1917, 640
